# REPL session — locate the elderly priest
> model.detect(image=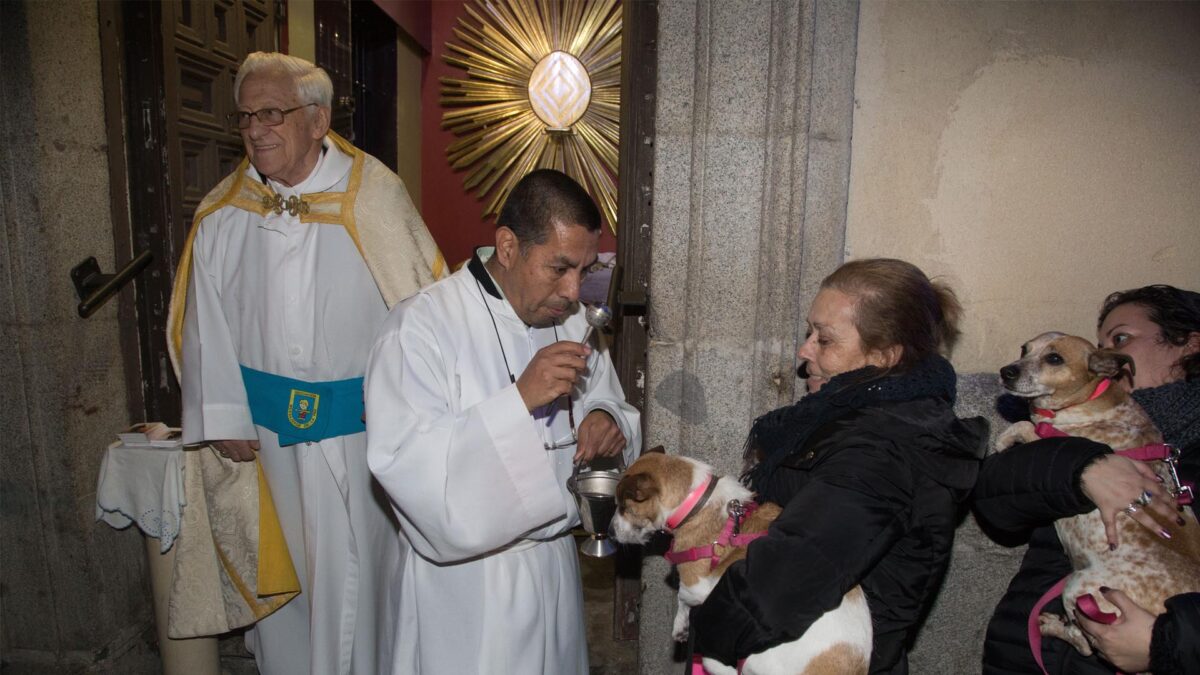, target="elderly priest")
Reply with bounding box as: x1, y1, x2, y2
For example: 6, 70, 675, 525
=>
168, 51, 443, 675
